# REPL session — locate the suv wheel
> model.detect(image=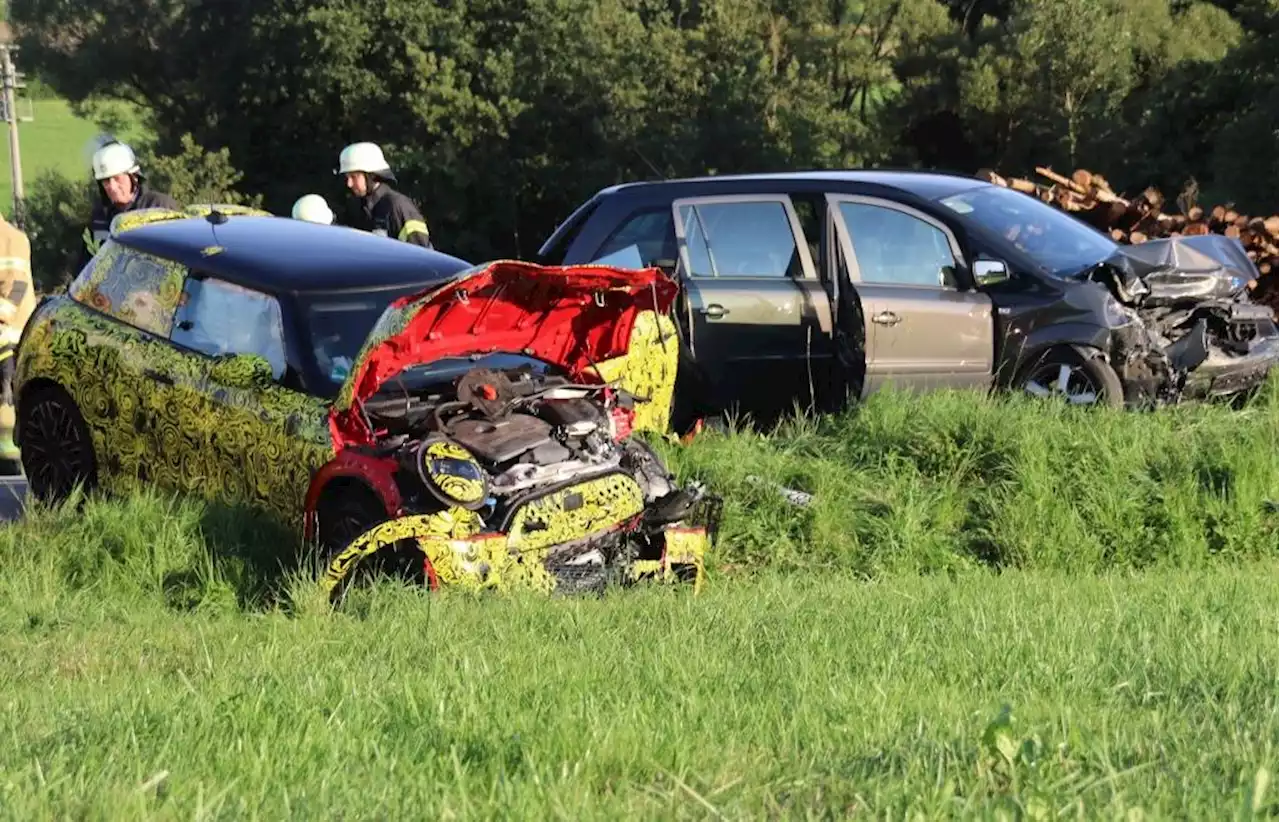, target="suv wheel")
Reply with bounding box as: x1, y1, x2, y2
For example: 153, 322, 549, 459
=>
1016, 348, 1123, 408
18, 384, 98, 504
